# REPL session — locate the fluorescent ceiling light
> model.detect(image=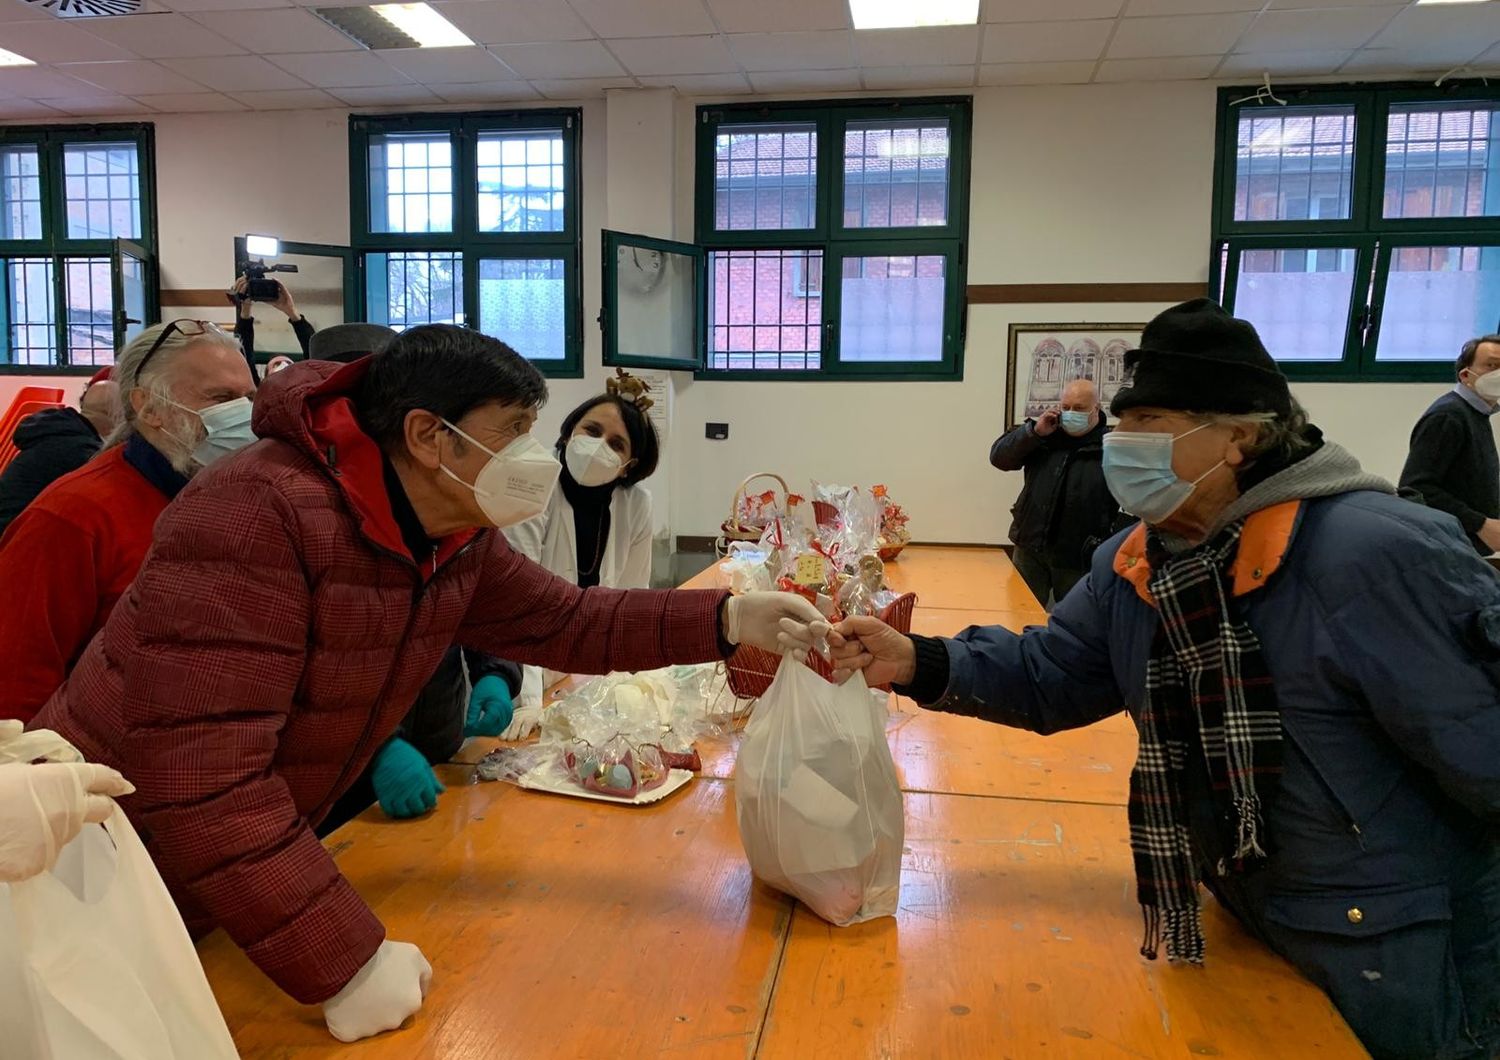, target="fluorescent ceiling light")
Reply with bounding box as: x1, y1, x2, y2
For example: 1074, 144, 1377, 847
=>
245, 234, 280, 258
0, 47, 35, 67
1415, 0, 1494, 5
848, 0, 979, 29
372, 3, 472, 47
